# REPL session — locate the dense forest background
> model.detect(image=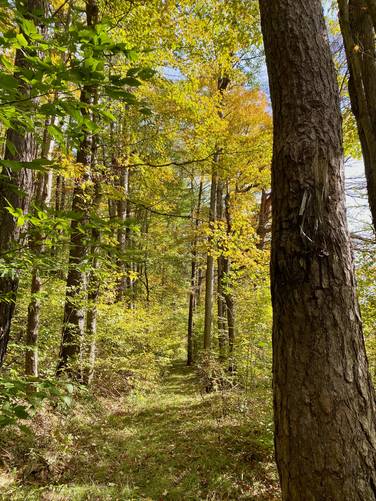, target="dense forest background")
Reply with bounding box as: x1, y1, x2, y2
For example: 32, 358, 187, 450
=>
0, 0, 375, 499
